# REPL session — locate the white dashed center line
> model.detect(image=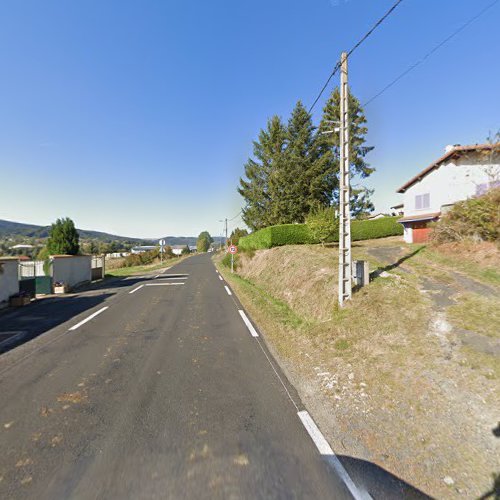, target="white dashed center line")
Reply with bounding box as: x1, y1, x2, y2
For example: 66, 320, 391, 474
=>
68, 307, 109, 331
